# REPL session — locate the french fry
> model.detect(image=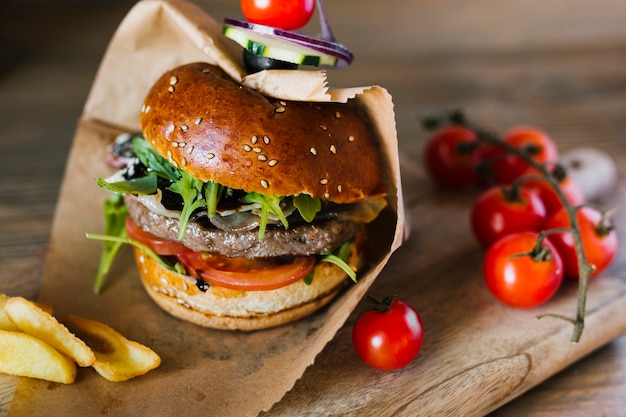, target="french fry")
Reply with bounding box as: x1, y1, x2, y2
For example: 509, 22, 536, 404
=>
4, 297, 95, 367
0, 294, 19, 331
64, 315, 161, 382
1, 294, 55, 332
0, 329, 77, 384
